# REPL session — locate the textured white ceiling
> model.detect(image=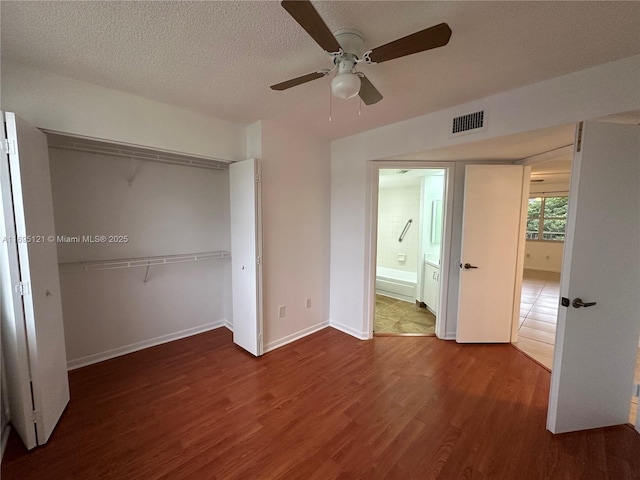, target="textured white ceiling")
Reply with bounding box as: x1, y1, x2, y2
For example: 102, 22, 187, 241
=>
1, 1, 639, 140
